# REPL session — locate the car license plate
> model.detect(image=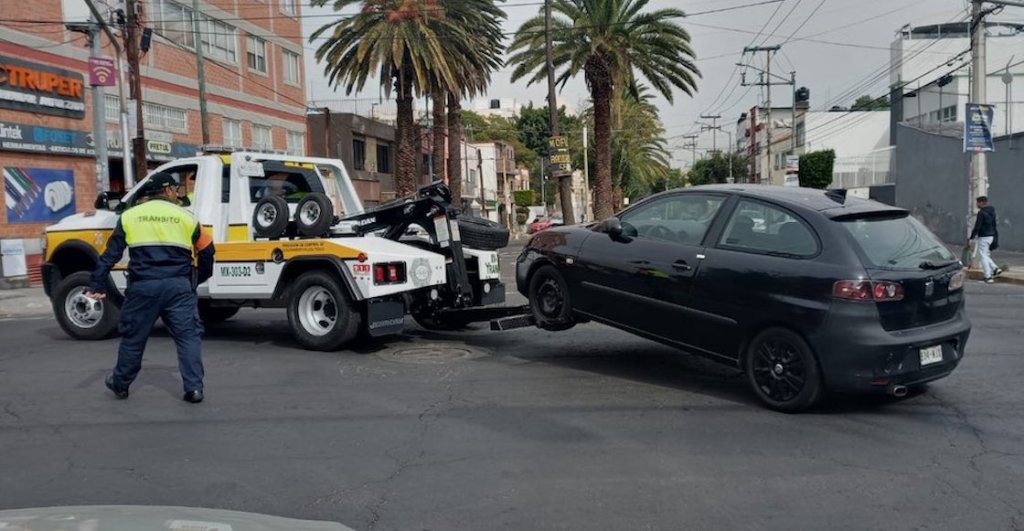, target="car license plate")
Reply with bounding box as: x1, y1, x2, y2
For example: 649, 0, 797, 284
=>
920, 345, 943, 366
